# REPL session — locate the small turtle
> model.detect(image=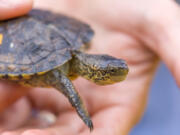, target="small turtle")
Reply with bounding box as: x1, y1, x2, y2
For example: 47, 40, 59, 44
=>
0, 9, 129, 130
